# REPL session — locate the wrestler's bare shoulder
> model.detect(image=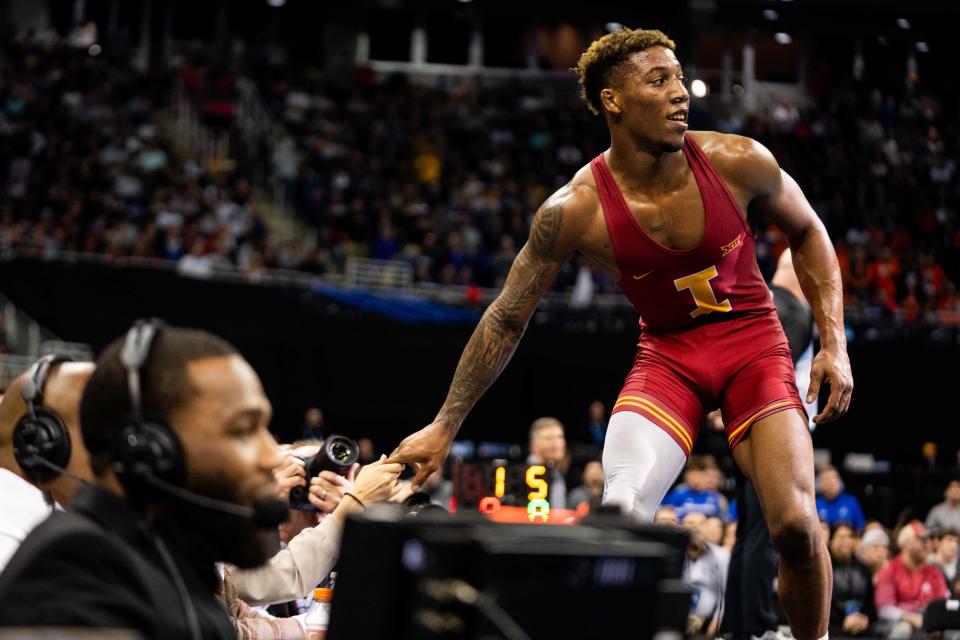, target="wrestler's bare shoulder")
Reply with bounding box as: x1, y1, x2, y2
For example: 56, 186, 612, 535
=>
541, 164, 603, 225
688, 130, 780, 196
